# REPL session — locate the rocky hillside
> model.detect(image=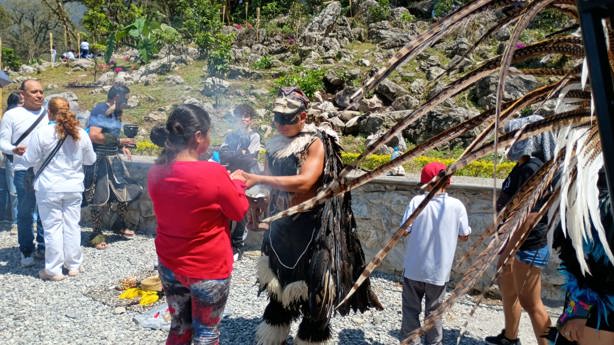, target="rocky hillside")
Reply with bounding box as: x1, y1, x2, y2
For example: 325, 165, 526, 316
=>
5, 1, 555, 155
